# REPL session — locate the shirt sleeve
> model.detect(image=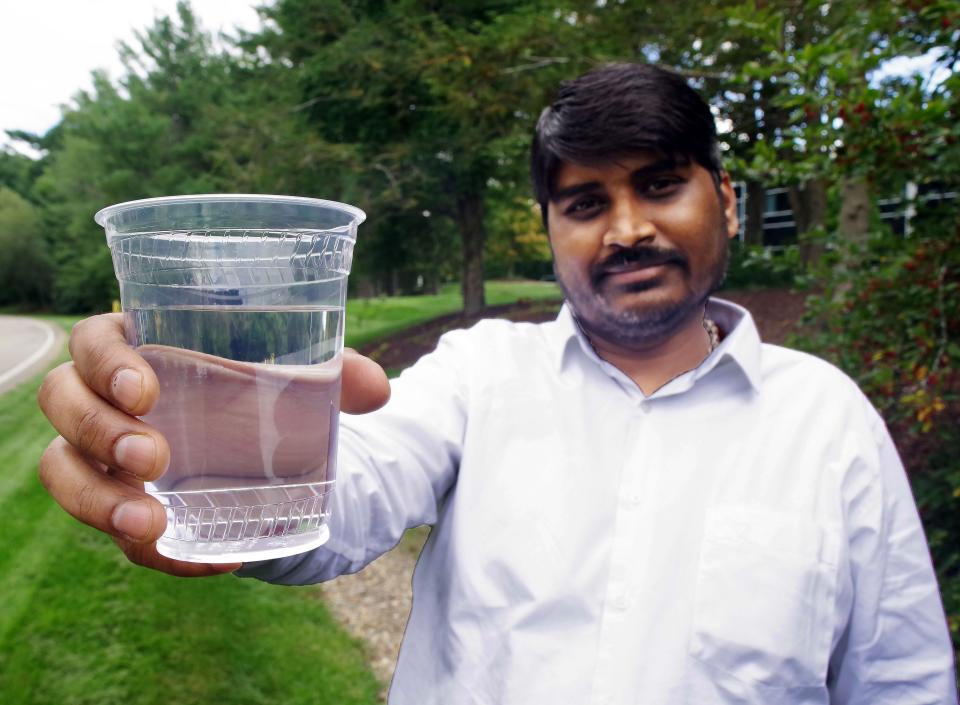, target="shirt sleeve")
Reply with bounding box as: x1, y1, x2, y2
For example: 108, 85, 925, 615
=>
234, 328, 470, 585
828, 404, 958, 704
